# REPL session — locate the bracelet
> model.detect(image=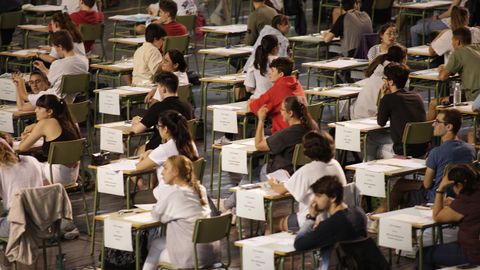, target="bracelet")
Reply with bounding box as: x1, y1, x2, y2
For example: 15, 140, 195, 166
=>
436, 190, 444, 194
